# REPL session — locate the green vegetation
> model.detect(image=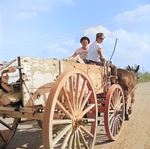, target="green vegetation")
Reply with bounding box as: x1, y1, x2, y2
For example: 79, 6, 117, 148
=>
124, 65, 150, 83
138, 72, 150, 82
